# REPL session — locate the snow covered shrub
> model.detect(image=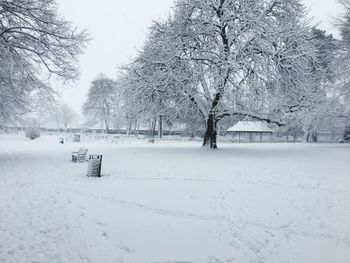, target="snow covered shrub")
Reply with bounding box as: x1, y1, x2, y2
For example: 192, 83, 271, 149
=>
25, 118, 41, 140
25, 127, 41, 140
